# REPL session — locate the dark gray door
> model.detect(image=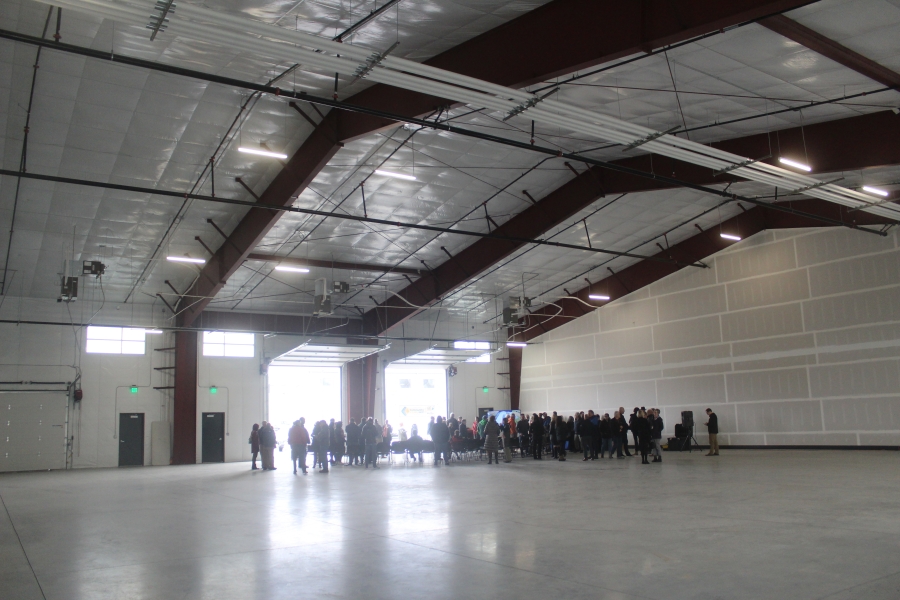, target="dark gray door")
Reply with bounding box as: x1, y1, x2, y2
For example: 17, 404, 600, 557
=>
202, 412, 225, 463
118, 413, 144, 466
